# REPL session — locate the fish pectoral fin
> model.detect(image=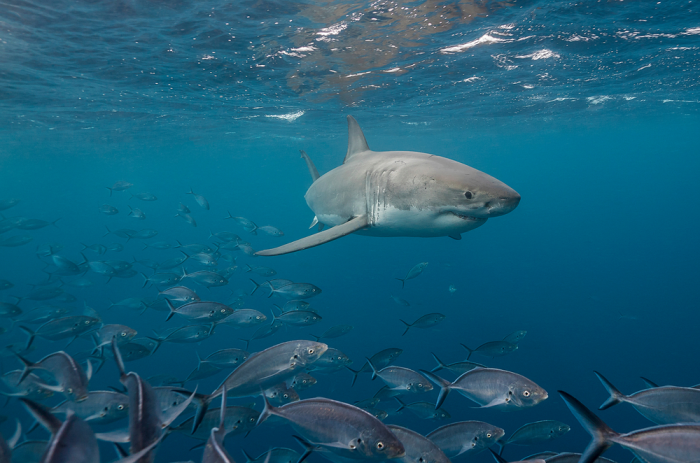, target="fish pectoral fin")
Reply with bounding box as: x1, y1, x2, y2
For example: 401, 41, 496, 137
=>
448, 233, 462, 240
474, 397, 508, 409
256, 215, 369, 257
95, 428, 131, 443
